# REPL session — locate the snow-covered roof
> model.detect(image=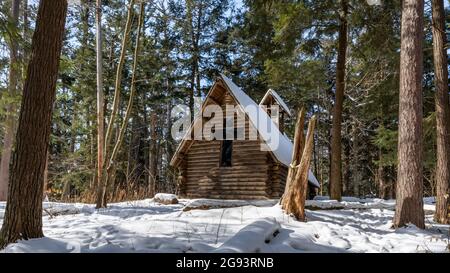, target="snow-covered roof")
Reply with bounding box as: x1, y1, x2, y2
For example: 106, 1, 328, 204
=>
220, 74, 320, 188
259, 89, 292, 116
